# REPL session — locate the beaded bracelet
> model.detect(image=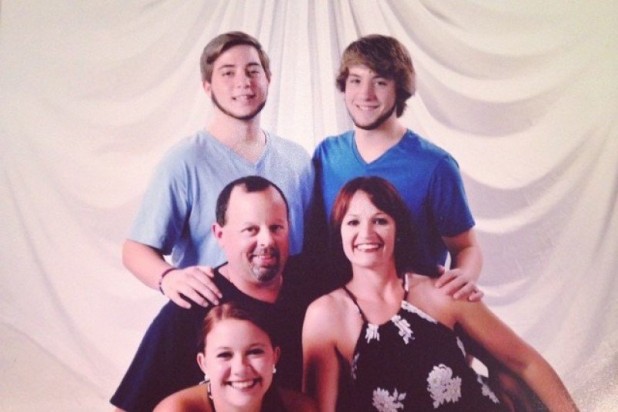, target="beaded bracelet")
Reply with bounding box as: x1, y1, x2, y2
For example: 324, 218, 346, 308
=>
158, 267, 177, 295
